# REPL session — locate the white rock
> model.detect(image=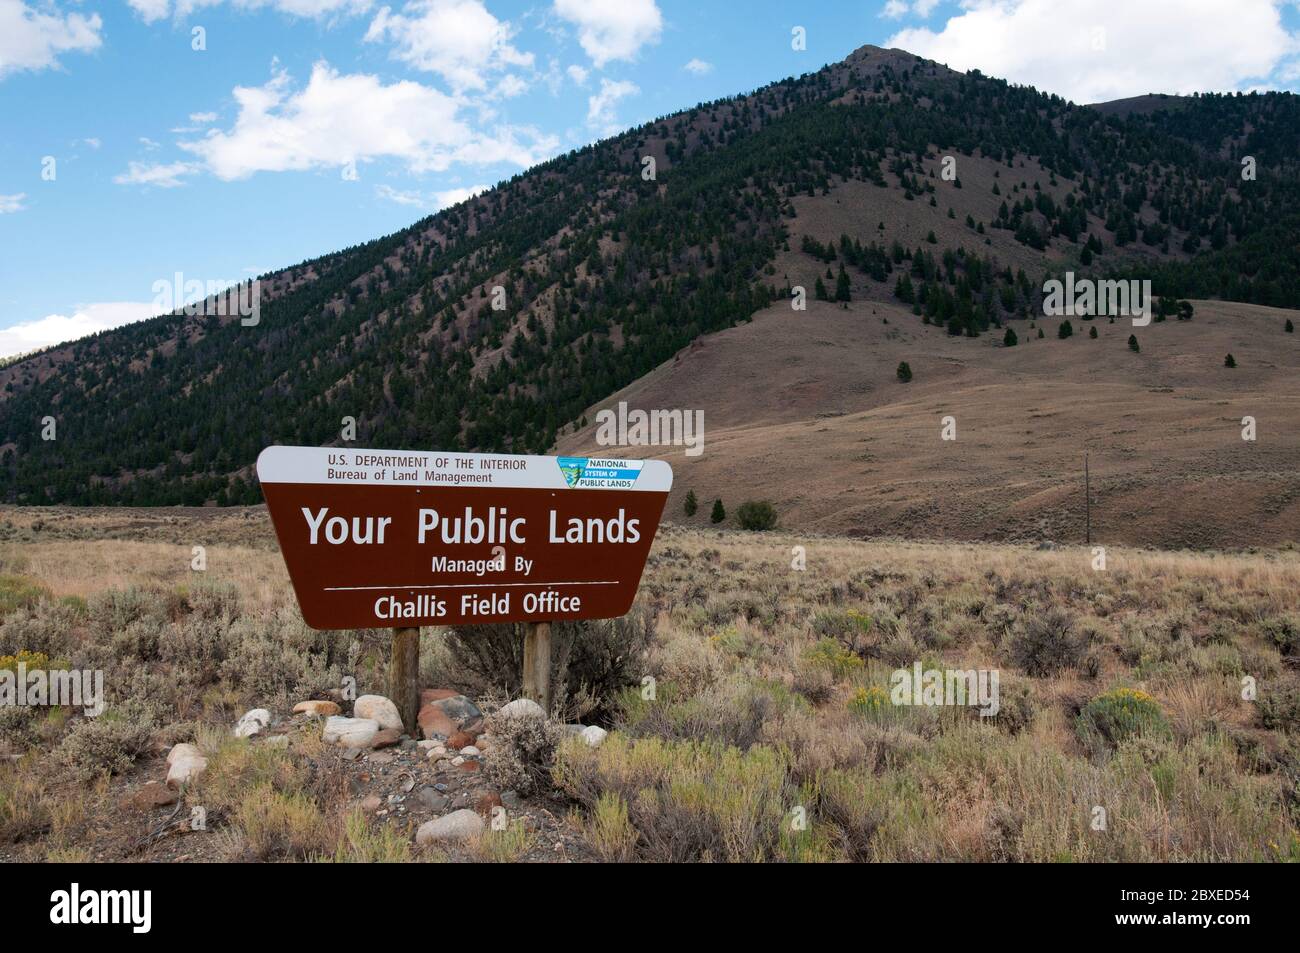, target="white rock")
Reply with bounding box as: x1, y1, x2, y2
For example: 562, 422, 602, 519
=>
234, 708, 271, 738
417, 740, 438, 750
166, 743, 202, 766
498, 698, 545, 720
579, 726, 609, 748
166, 754, 208, 789
264, 735, 290, 749
322, 716, 380, 748
451, 755, 465, 766
354, 694, 404, 732
459, 745, 480, 757
416, 809, 484, 845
